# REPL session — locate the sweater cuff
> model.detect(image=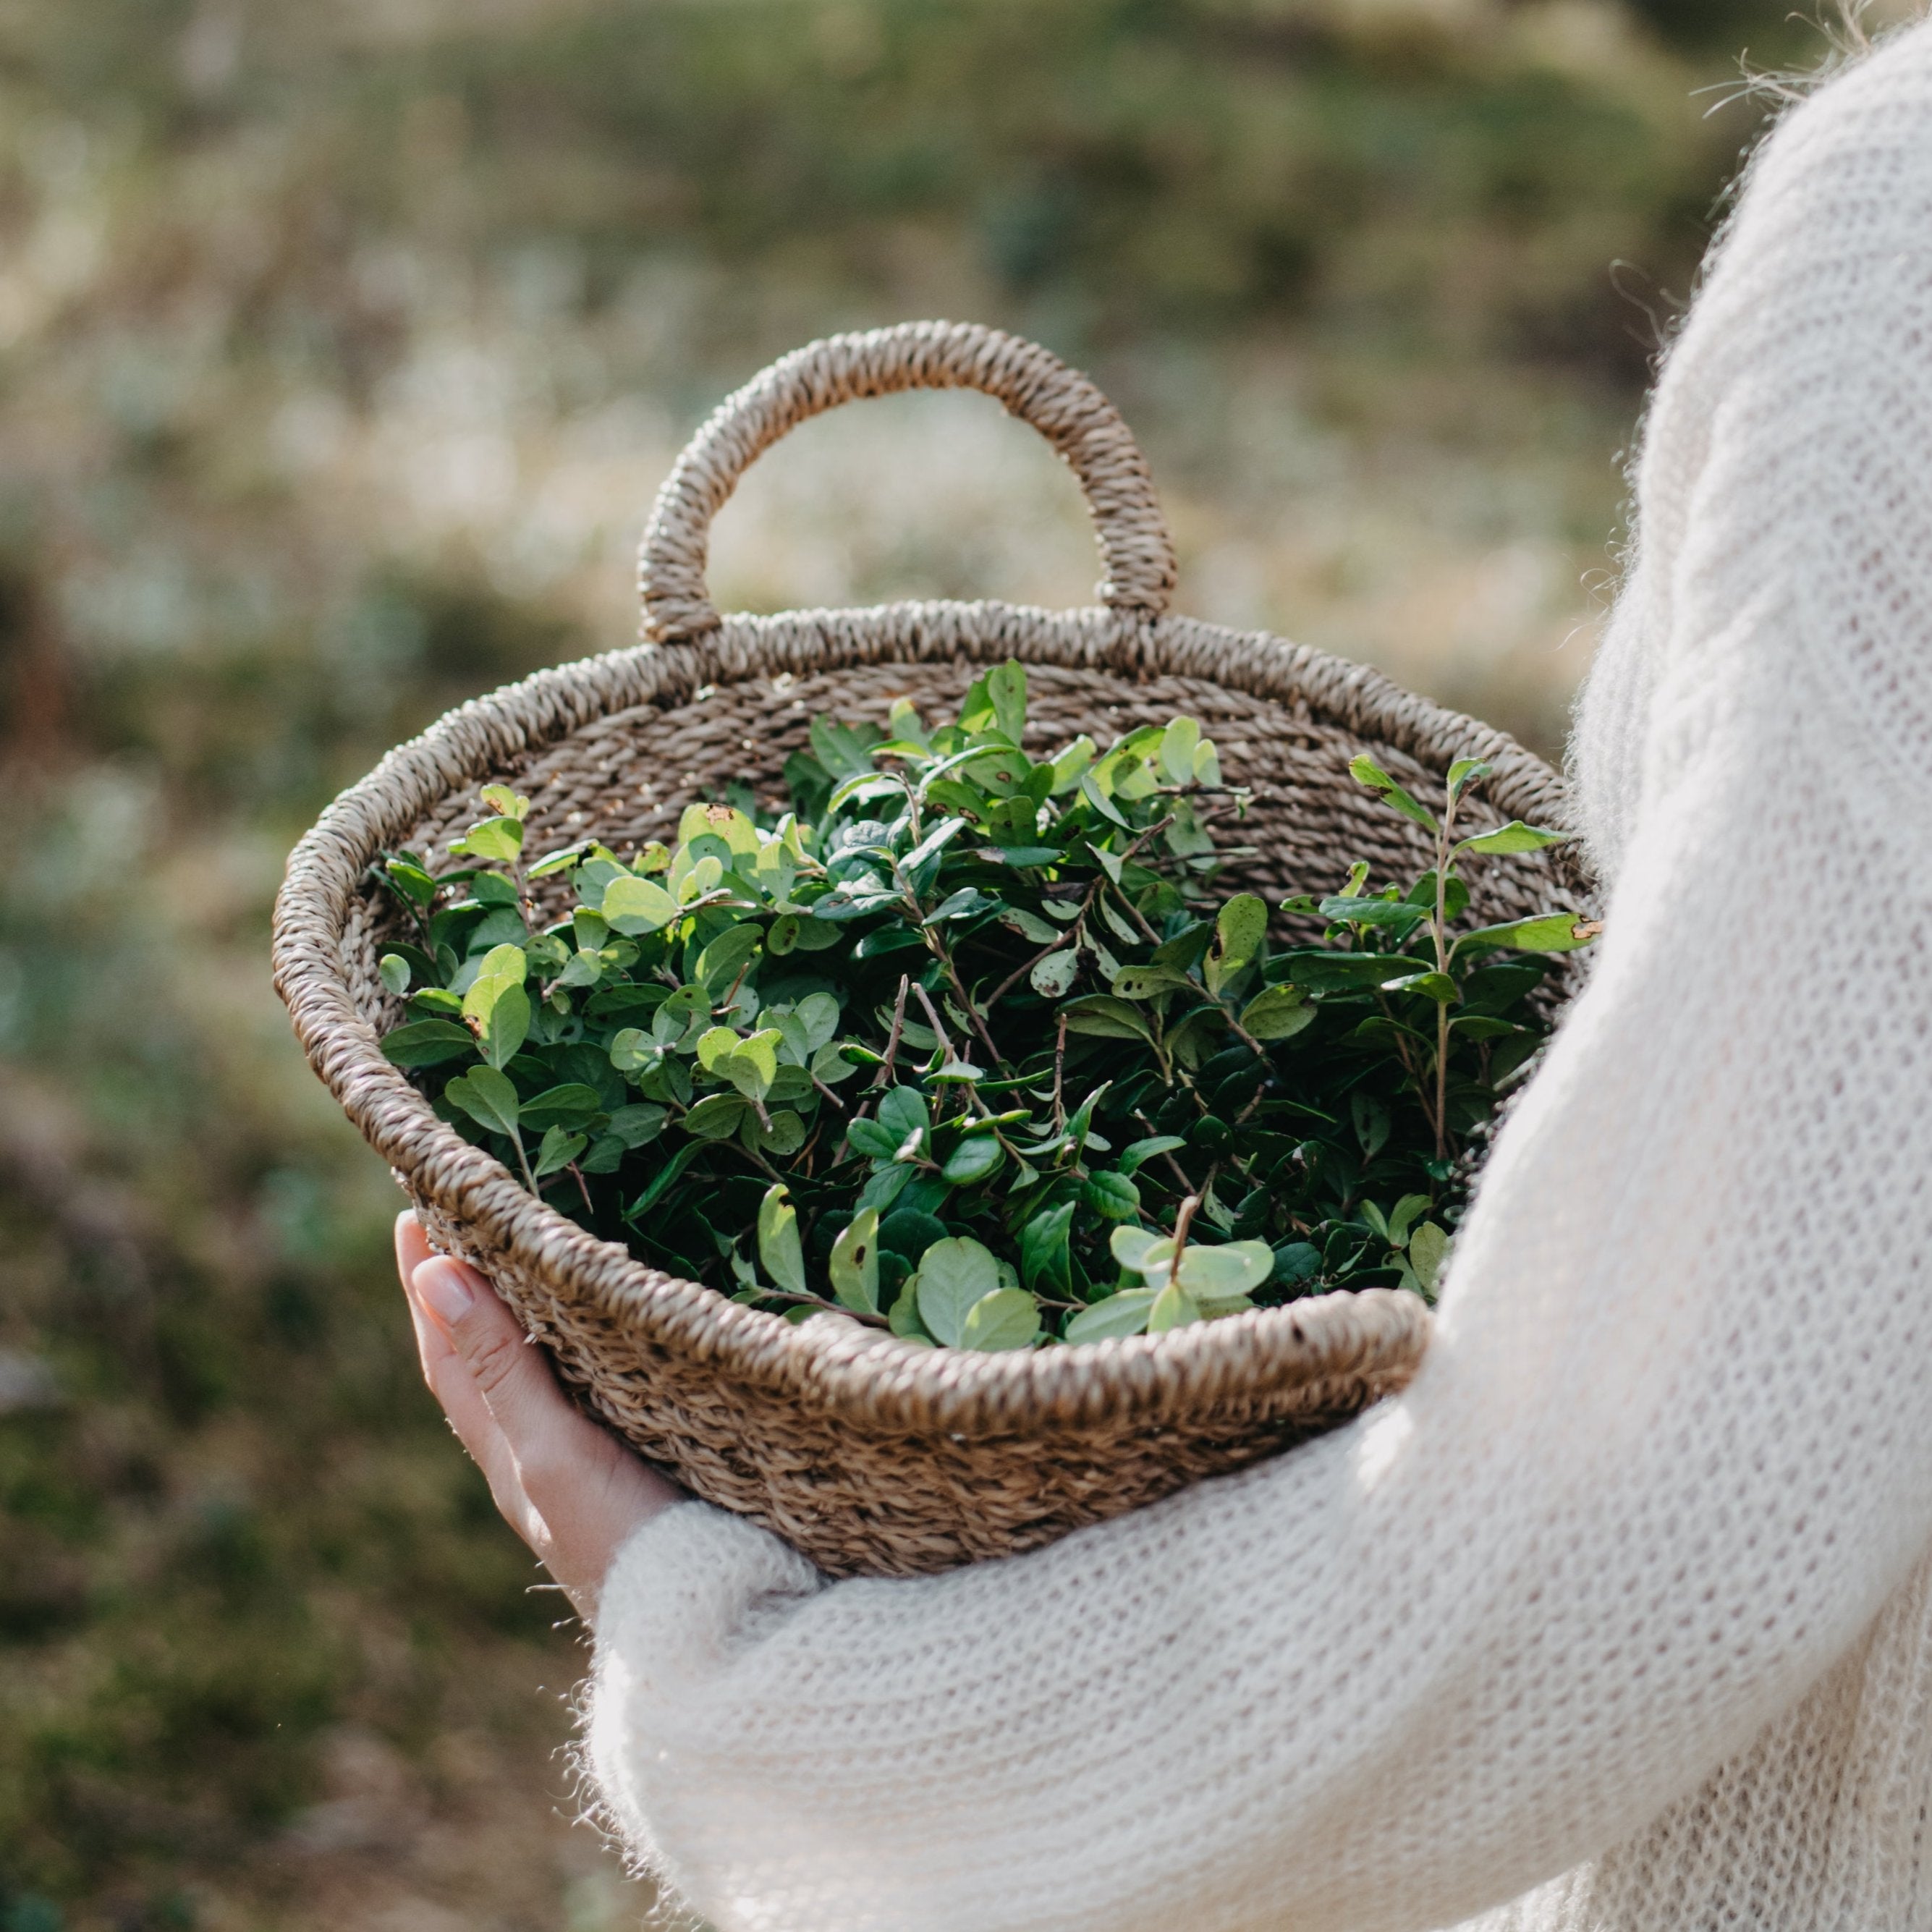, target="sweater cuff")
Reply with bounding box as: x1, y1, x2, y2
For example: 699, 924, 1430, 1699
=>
585, 1501, 823, 1870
